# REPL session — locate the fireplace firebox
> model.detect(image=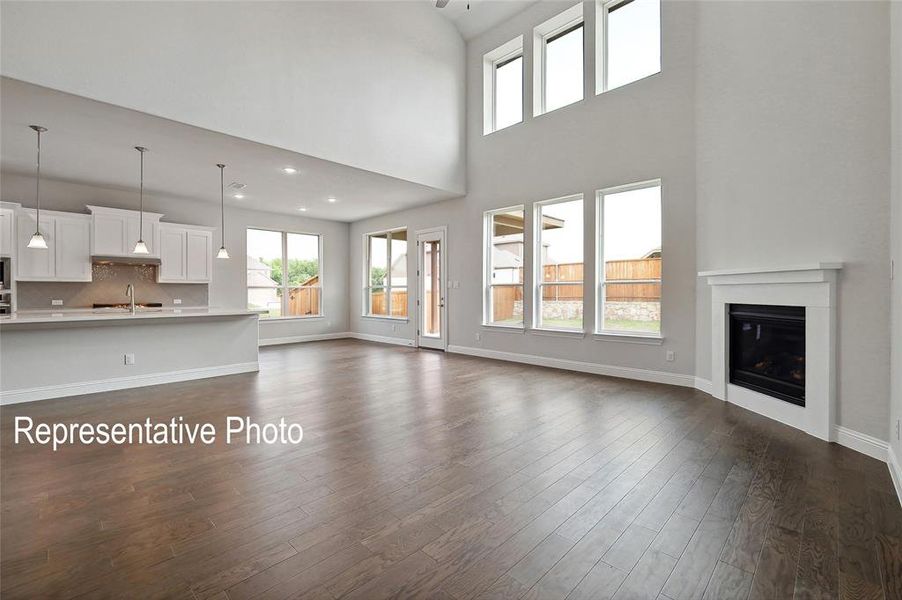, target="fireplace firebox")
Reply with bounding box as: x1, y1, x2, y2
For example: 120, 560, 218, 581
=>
729, 304, 805, 406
